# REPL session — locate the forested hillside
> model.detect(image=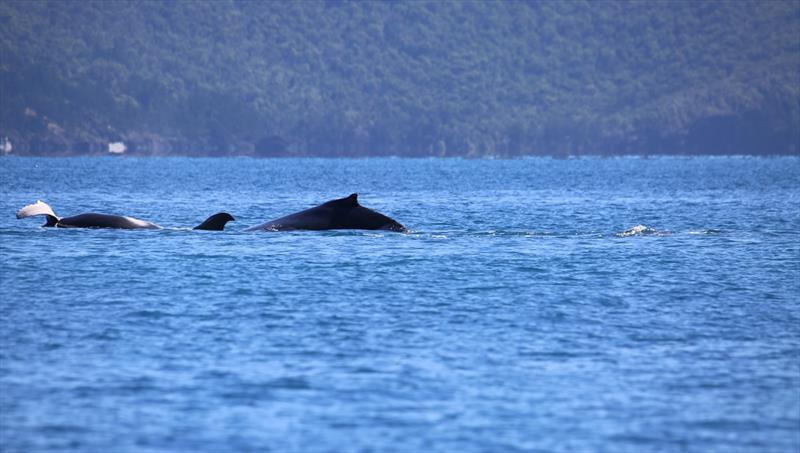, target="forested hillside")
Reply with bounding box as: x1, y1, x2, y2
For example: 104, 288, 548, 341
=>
1, 0, 798, 156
